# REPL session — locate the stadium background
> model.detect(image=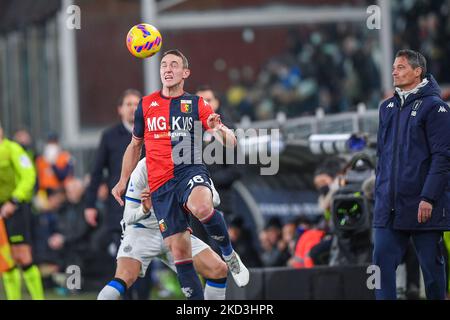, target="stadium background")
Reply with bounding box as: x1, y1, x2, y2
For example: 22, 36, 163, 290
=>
0, 0, 450, 300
